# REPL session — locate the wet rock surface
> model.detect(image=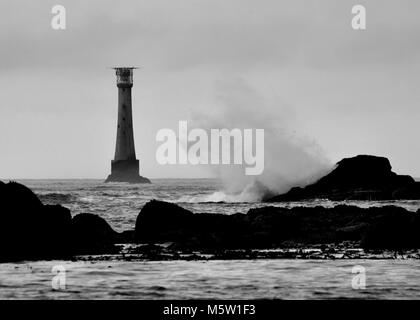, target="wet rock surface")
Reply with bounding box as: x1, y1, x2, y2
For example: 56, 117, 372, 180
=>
267, 155, 420, 201
134, 200, 420, 251
76, 243, 420, 262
